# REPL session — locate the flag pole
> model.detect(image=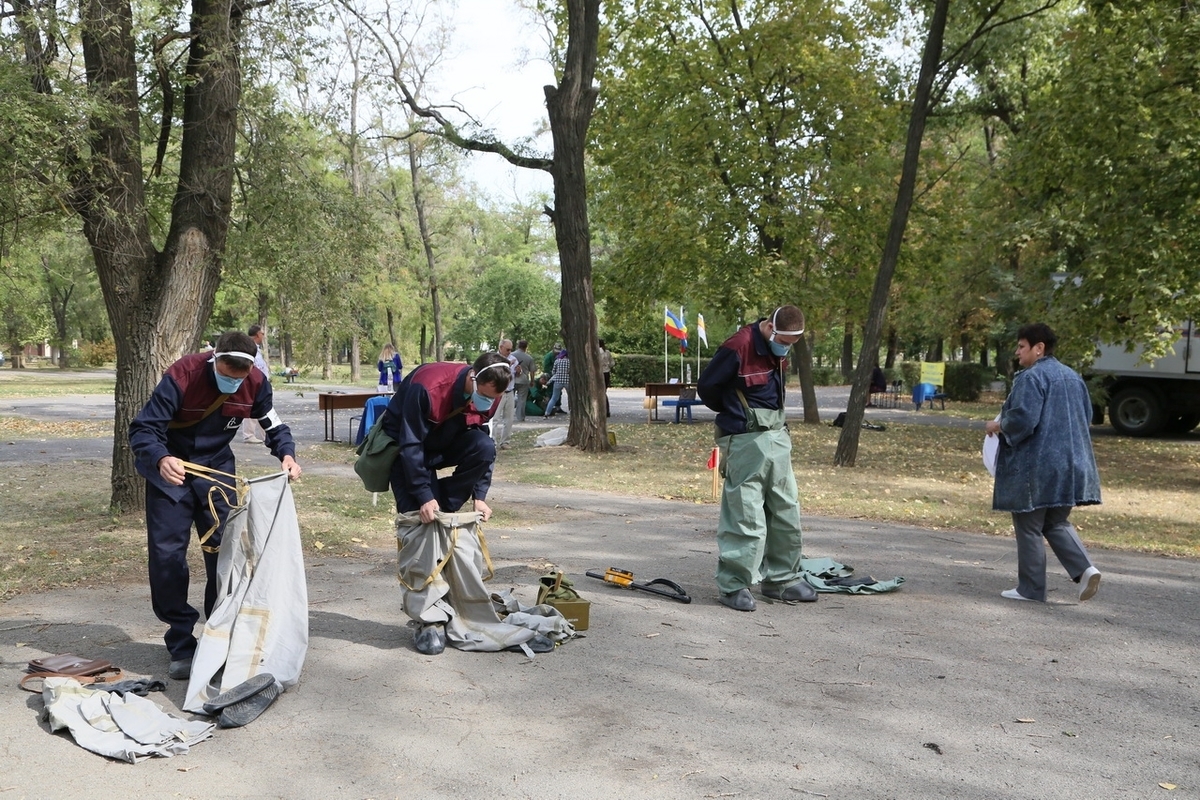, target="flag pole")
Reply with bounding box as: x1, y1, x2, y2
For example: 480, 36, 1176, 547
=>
679, 306, 685, 383
663, 305, 668, 383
